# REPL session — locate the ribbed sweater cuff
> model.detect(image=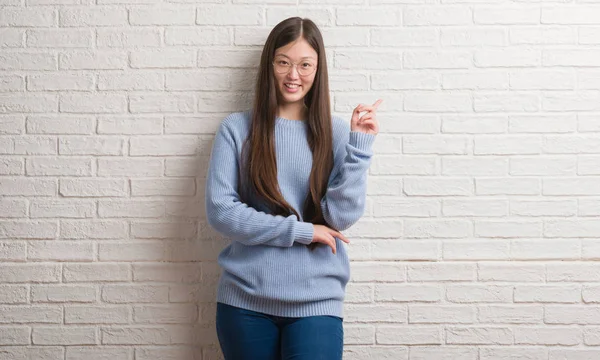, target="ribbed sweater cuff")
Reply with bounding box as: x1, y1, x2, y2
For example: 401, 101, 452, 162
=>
349, 131, 376, 153
294, 221, 314, 245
